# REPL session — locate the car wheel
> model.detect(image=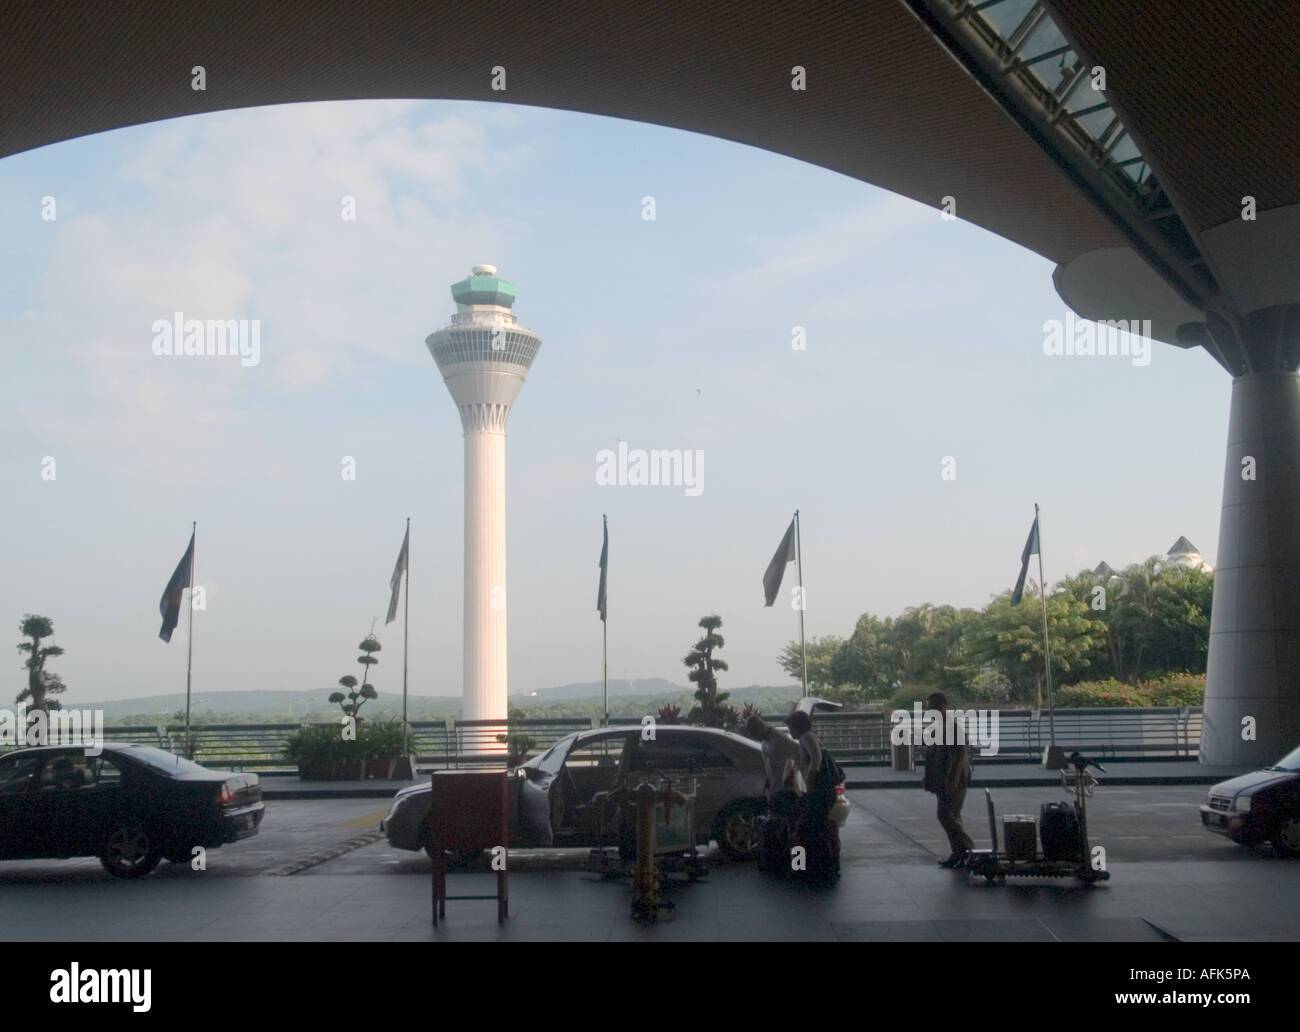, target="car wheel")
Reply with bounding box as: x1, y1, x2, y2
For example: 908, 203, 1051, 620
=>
100, 821, 162, 879
713, 800, 762, 861
1273, 815, 1300, 858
